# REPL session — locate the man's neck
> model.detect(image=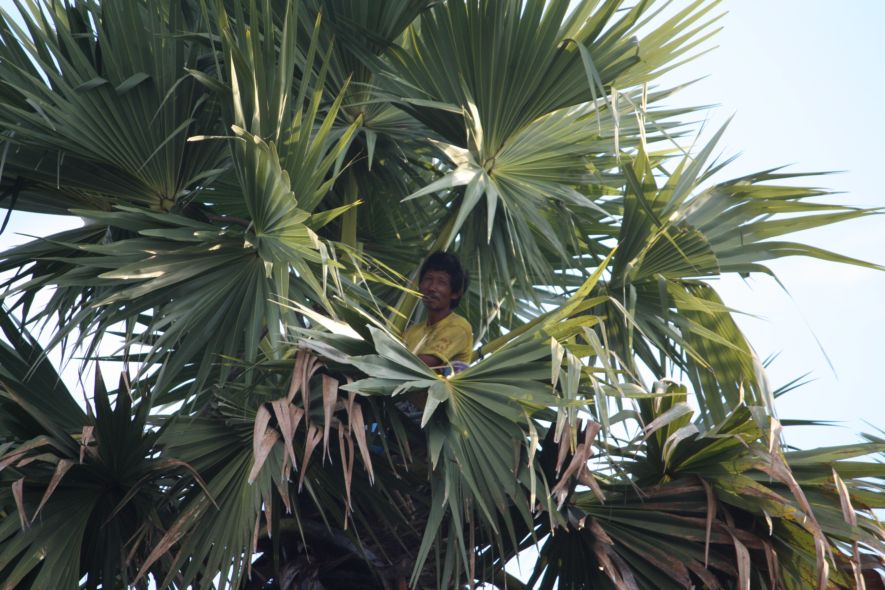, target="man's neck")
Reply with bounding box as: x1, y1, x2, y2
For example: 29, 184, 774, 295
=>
426, 308, 452, 326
